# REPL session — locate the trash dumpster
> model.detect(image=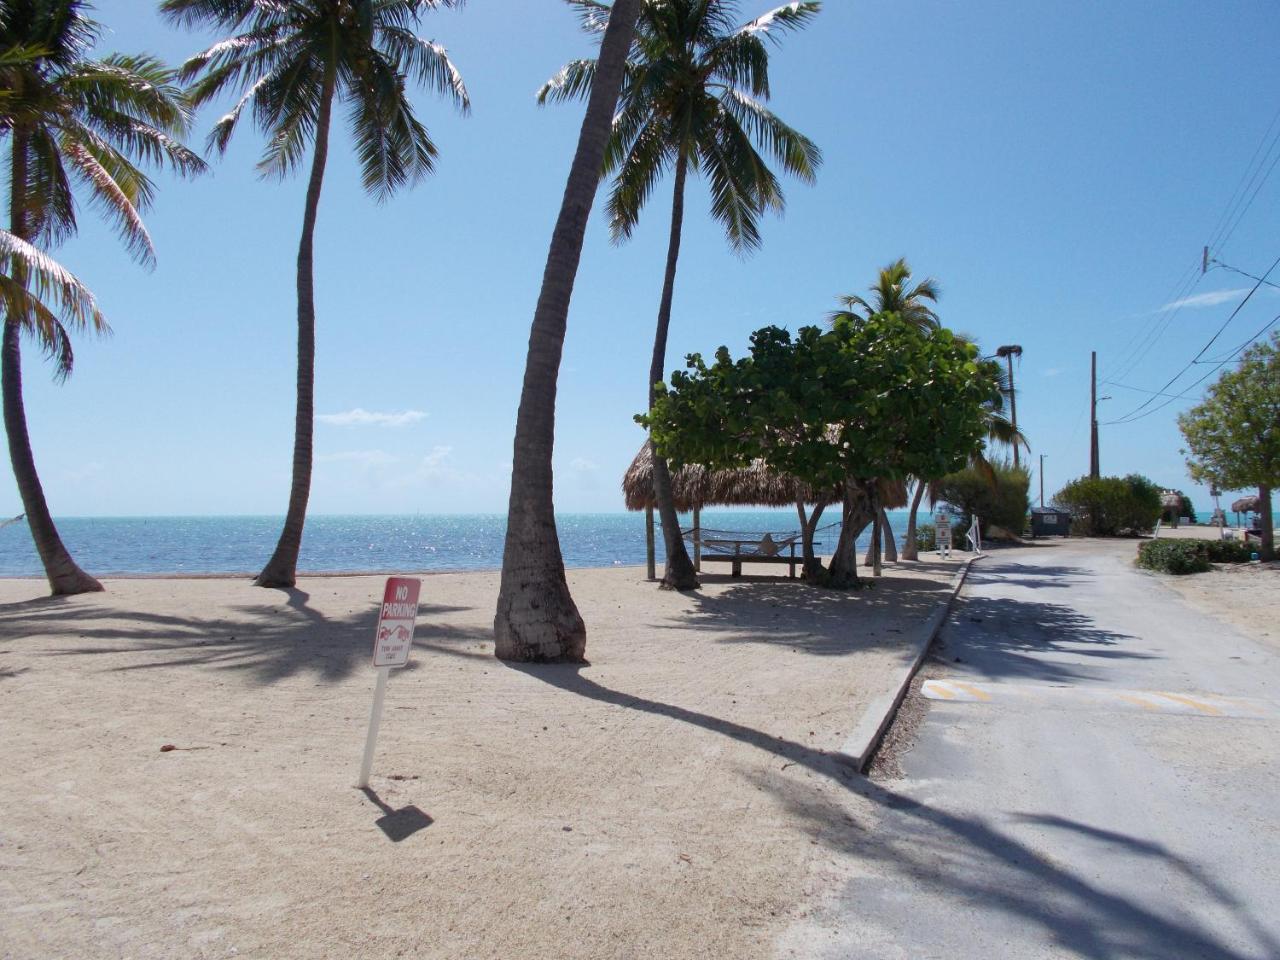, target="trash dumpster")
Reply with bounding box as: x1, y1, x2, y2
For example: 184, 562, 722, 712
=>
1030, 506, 1072, 538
